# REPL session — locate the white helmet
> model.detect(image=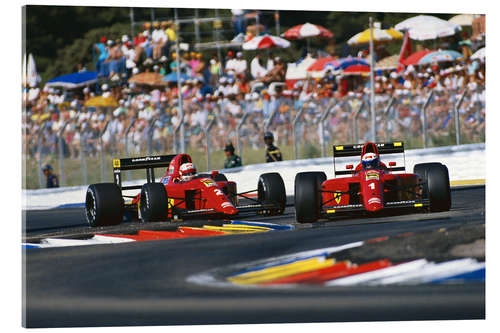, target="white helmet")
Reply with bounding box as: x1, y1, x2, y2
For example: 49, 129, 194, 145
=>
179, 163, 197, 182
361, 153, 379, 170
